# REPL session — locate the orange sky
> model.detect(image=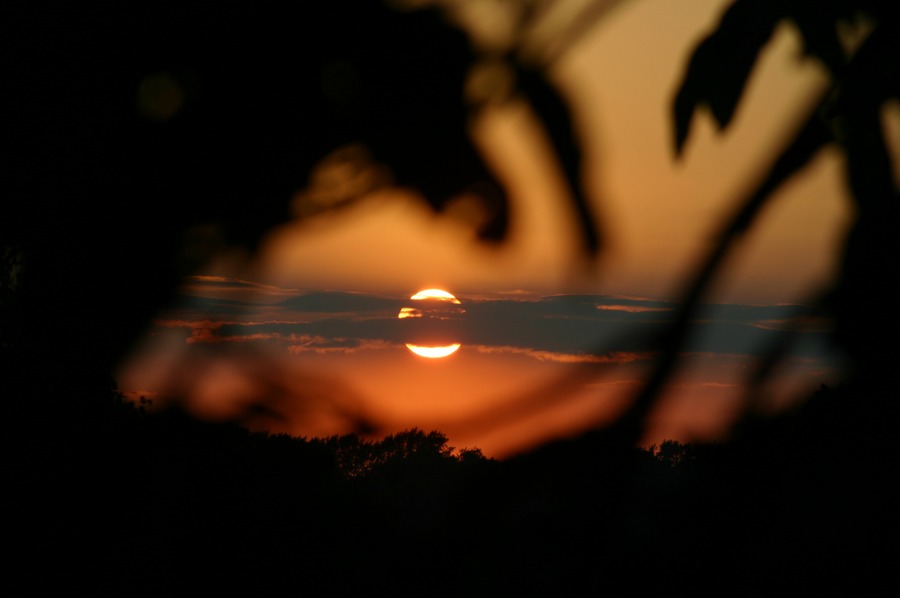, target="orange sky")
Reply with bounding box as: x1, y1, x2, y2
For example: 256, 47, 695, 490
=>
117, 0, 896, 458
225, 0, 862, 306
117, 279, 843, 458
